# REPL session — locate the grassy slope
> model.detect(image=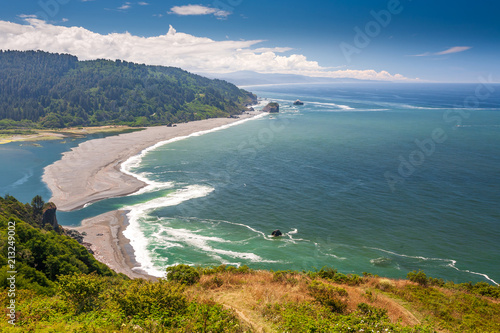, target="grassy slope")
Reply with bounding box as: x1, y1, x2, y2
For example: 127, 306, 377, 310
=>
2, 267, 499, 332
